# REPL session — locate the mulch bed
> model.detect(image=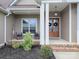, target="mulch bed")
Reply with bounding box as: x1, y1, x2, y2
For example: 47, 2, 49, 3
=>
0, 45, 56, 59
